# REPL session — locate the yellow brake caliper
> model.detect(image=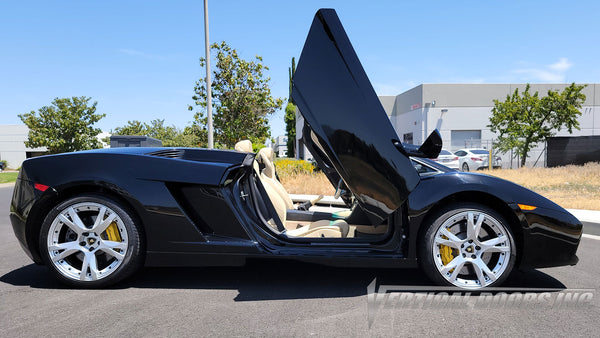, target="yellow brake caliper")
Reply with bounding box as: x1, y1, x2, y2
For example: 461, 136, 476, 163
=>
104, 222, 122, 242
439, 229, 457, 267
